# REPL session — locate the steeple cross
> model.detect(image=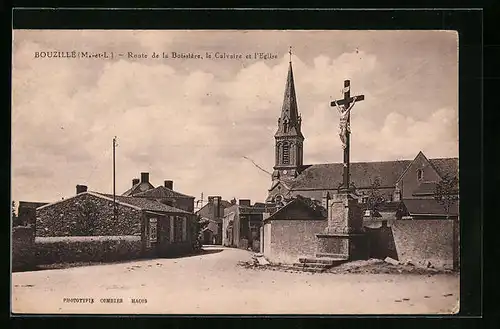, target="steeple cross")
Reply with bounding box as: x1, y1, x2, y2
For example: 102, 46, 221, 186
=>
289, 46, 292, 62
